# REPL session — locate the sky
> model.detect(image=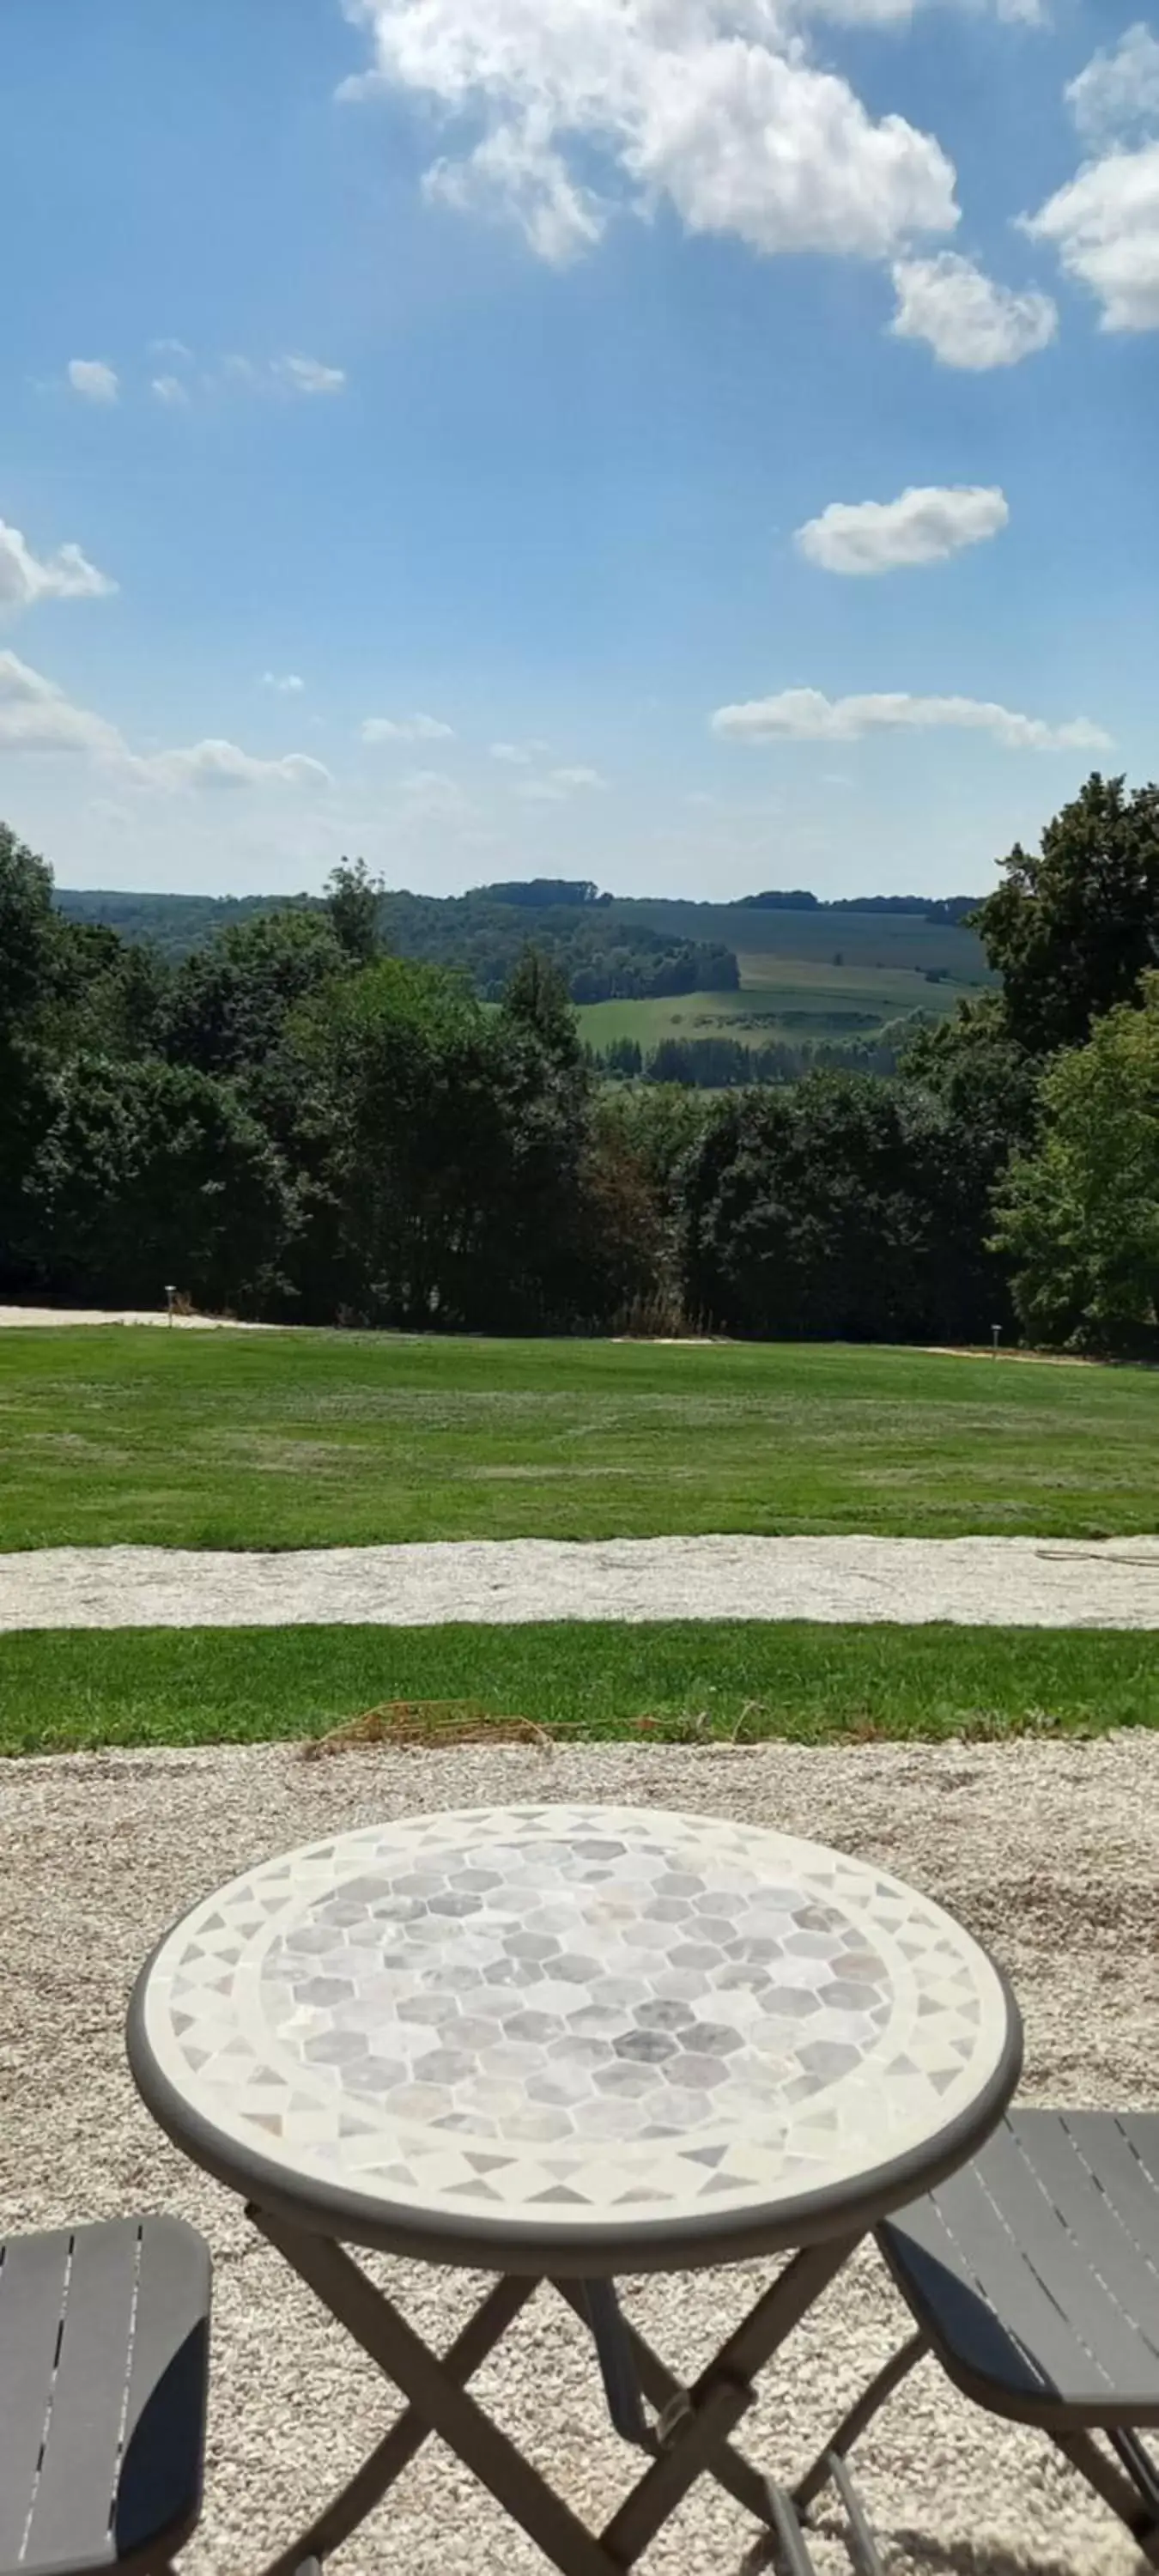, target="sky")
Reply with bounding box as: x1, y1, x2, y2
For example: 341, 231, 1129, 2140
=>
2, 0, 1157, 902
